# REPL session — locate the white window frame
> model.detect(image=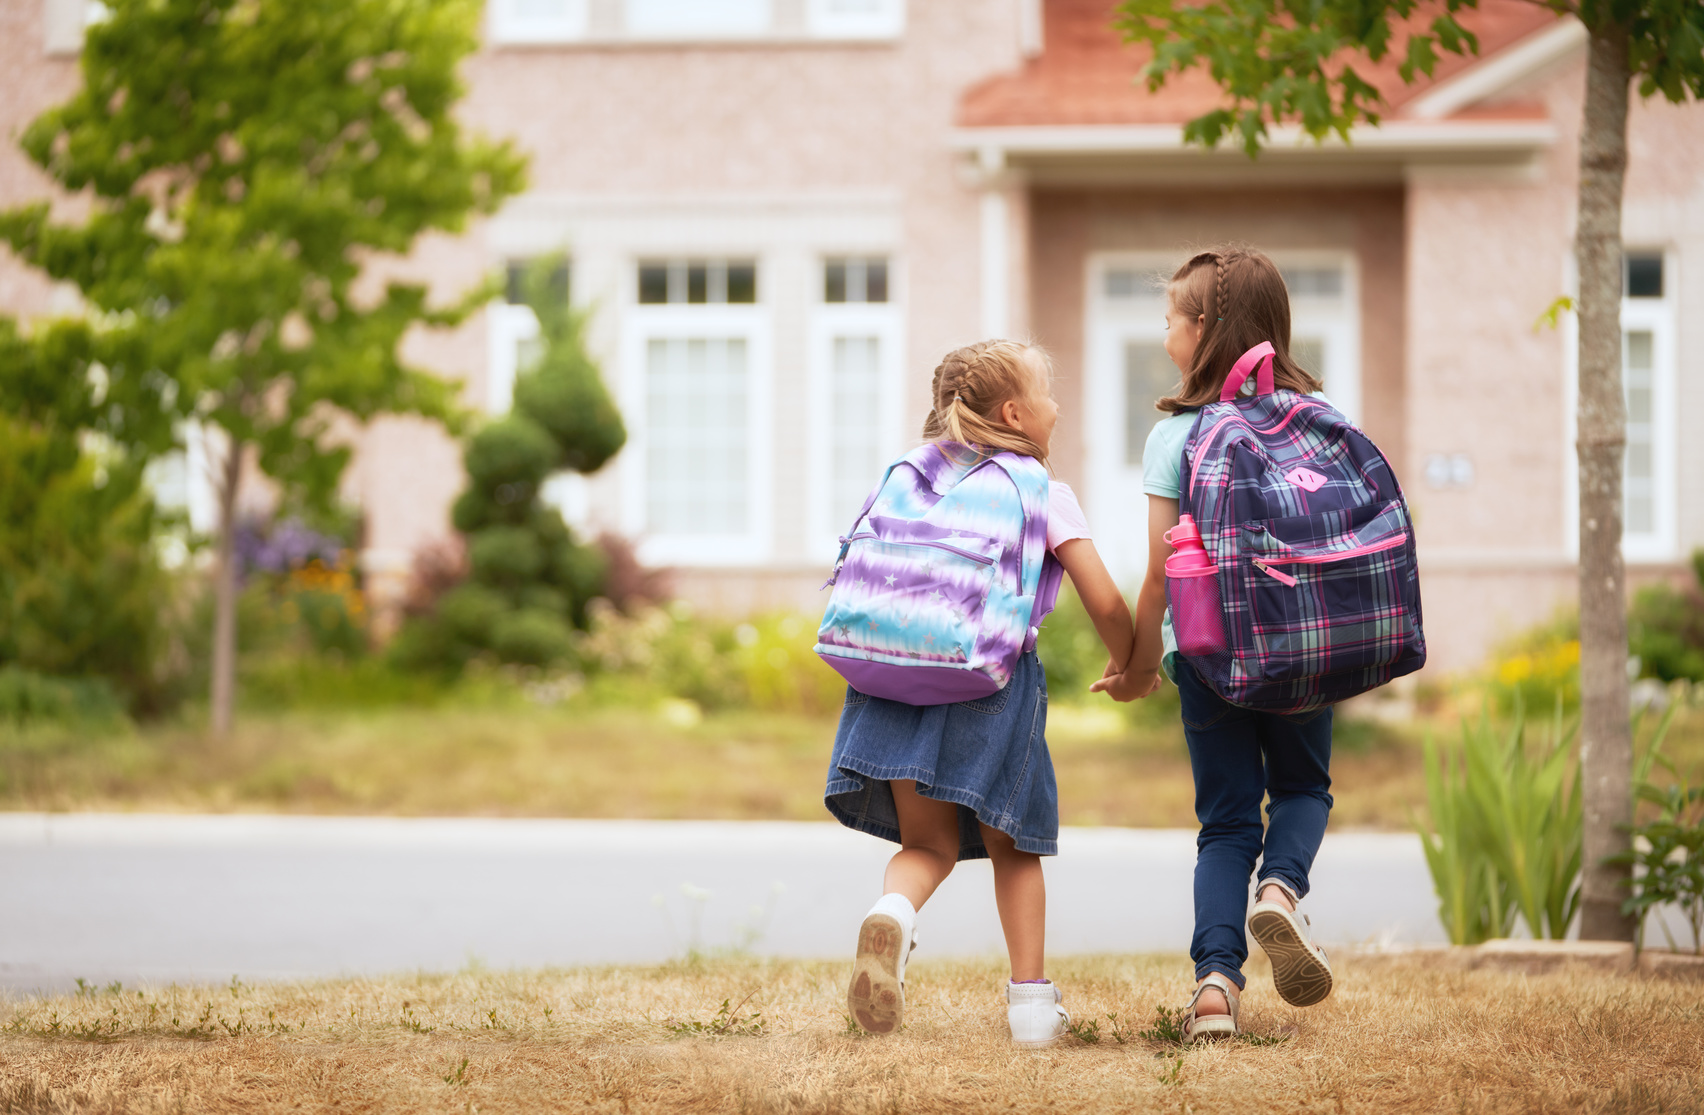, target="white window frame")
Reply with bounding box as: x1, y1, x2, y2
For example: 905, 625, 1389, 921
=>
488, 0, 589, 43
625, 0, 771, 38
486, 302, 541, 415
620, 303, 773, 566
806, 0, 905, 40
806, 302, 905, 562
1561, 250, 1679, 563
1083, 250, 1361, 586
